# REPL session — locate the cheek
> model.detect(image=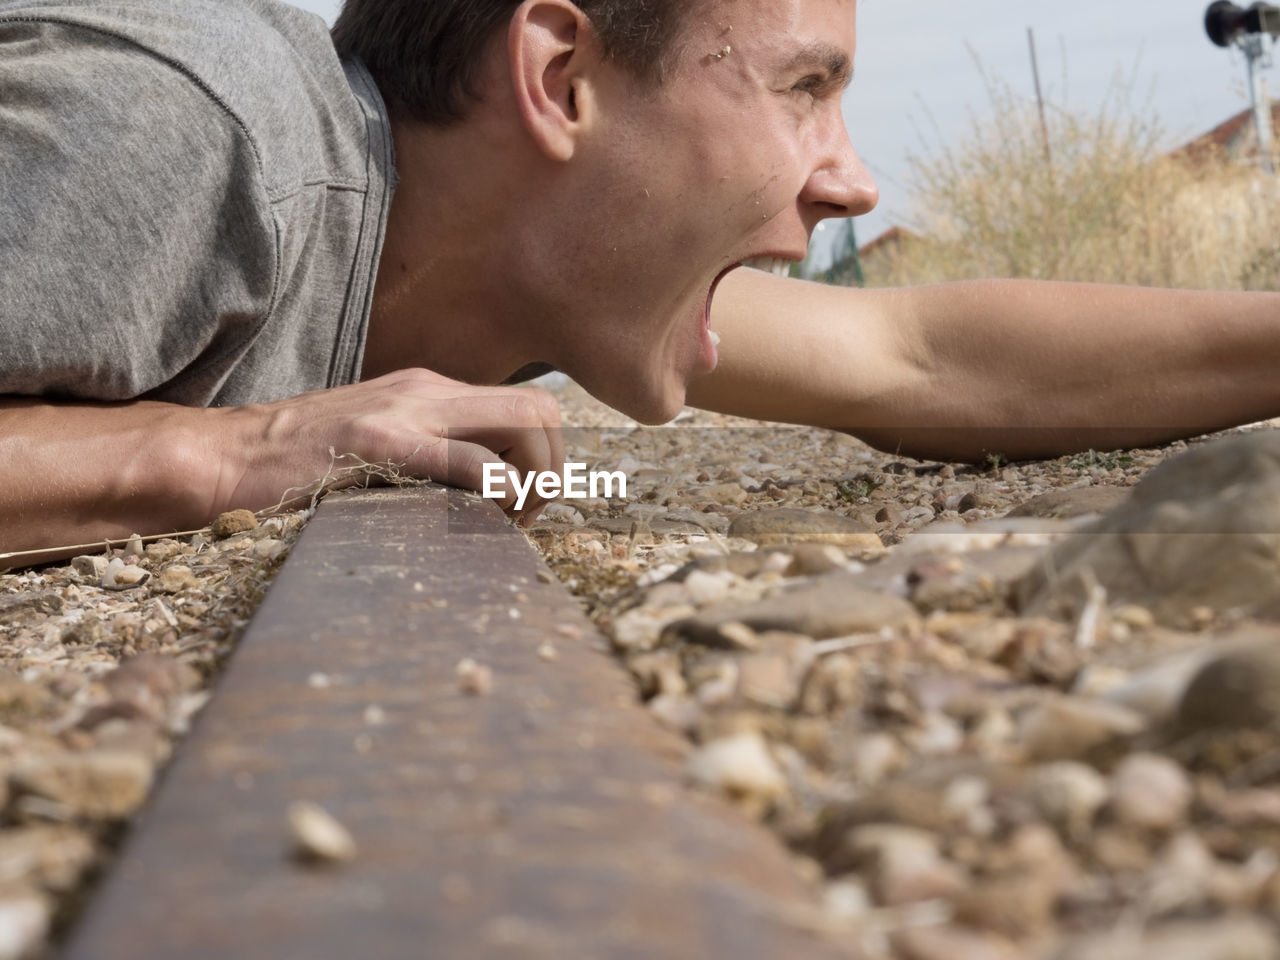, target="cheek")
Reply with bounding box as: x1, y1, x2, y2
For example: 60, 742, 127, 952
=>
734, 140, 808, 223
